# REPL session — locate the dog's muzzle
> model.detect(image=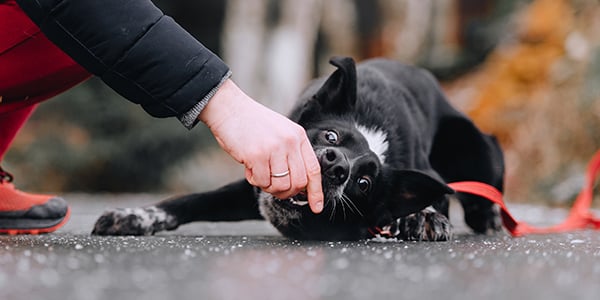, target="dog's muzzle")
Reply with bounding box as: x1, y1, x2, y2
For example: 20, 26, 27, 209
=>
319, 148, 350, 185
